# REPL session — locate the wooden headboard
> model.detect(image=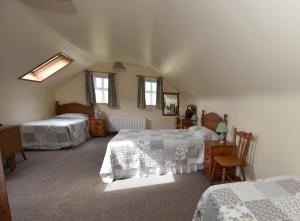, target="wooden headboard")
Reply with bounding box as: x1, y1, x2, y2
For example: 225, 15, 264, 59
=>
55, 102, 94, 118
201, 110, 228, 132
